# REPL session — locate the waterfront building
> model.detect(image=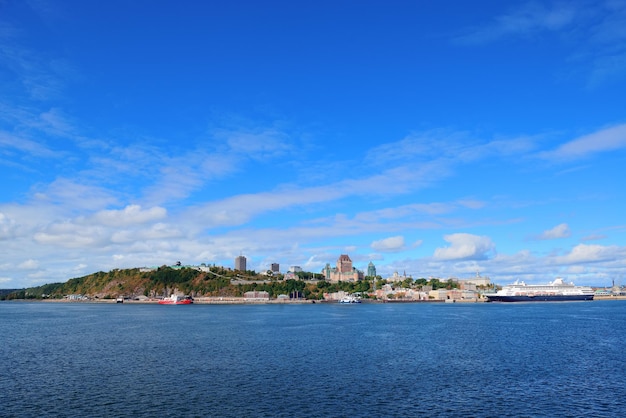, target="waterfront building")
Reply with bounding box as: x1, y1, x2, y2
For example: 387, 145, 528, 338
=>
322, 254, 364, 282
447, 289, 479, 301
429, 289, 448, 300
235, 255, 247, 271
243, 291, 269, 301
367, 261, 376, 278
